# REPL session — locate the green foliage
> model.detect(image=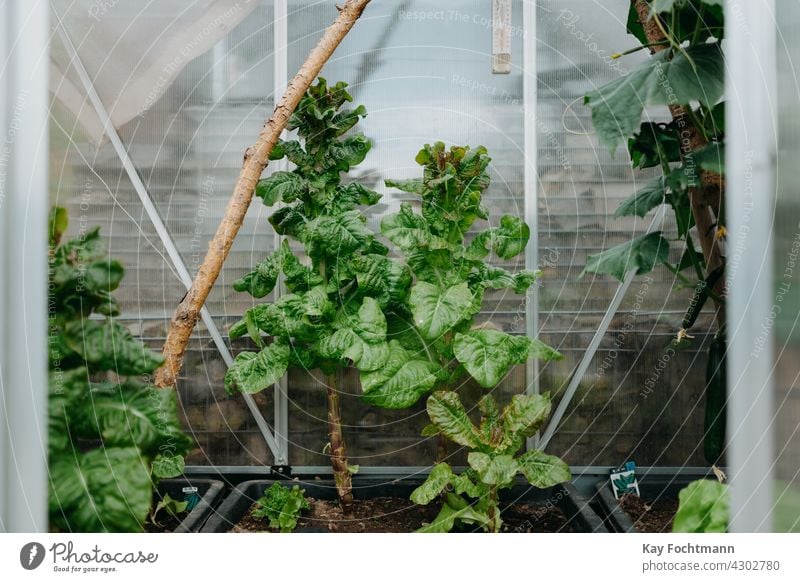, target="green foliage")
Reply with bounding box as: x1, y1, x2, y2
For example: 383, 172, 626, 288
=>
672, 479, 729, 533
150, 493, 189, 527
227, 79, 403, 394
251, 483, 311, 532
367, 142, 561, 411
48, 209, 192, 532
412, 392, 570, 533
583, 2, 726, 313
